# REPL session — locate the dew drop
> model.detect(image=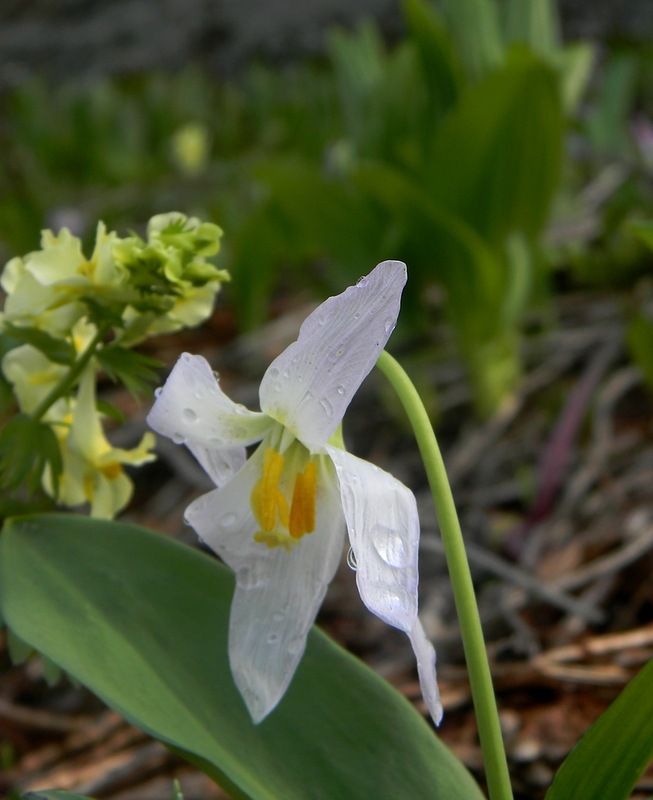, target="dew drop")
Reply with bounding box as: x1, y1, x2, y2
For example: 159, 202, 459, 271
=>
172, 432, 185, 445
384, 316, 395, 334
273, 381, 282, 393
319, 396, 334, 417
220, 512, 237, 529
346, 547, 358, 571
268, 367, 280, 378
282, 368, 290, 379
372, 524, 411, 567
267, 632, 281, 645
354, 311, 361, 320
356, 276, 369, 287
154, 387, 163, 398
336, 385, 346, 395
194, 389, 203, 400
182, 353, 192, 363
182, 407, 197, 423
